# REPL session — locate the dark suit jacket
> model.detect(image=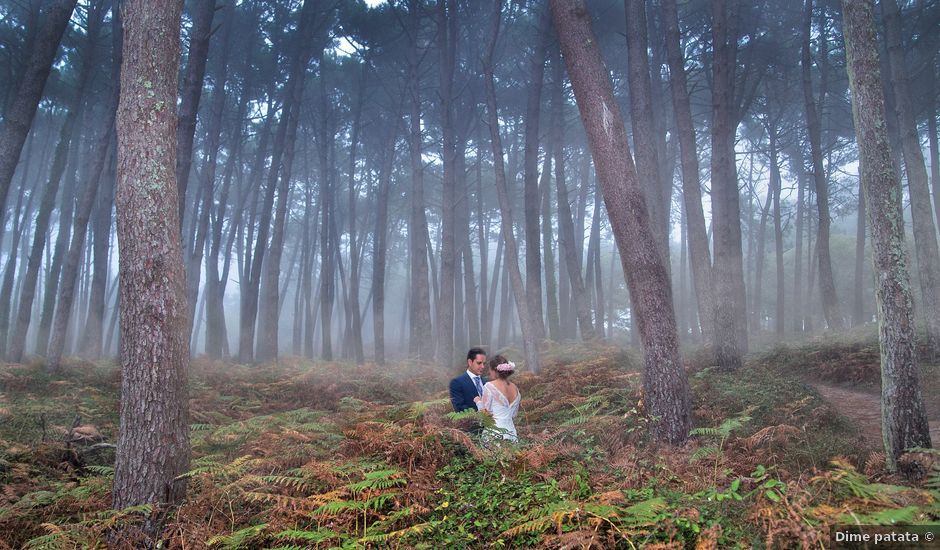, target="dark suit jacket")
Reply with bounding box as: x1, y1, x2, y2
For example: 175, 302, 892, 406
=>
449, 373, 484, 413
